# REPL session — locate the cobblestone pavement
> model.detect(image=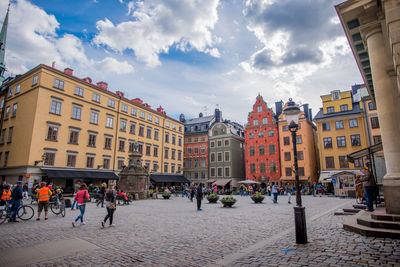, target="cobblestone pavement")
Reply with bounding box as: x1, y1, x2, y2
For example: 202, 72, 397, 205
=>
0, 195, 398, 266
